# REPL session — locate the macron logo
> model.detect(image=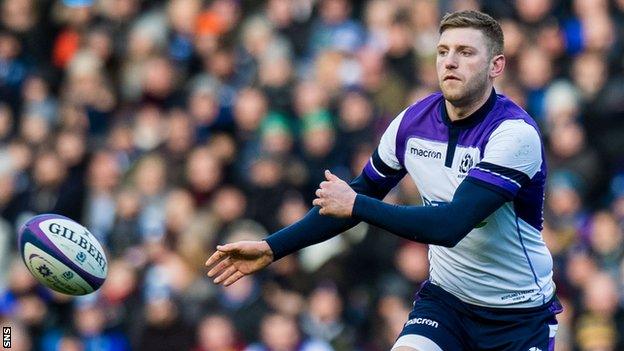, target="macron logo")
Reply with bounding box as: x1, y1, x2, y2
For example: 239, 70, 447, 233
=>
405, 317, 439, 328
410, 147, 442, 159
